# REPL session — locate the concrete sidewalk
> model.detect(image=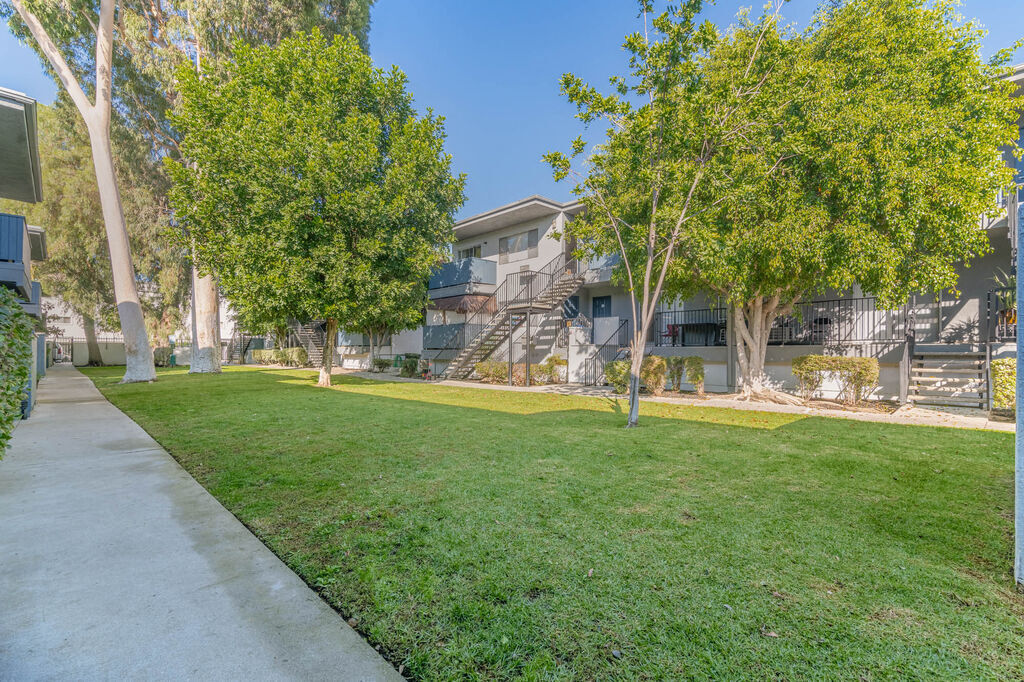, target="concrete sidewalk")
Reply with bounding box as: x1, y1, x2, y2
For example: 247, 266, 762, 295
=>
0, 365, 402, 681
